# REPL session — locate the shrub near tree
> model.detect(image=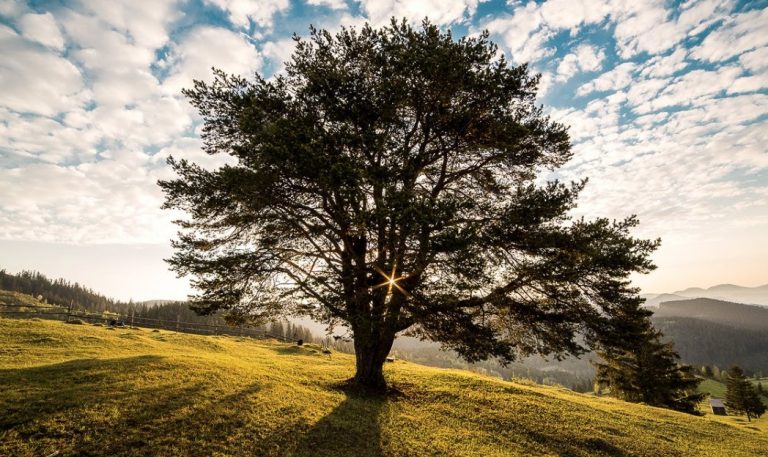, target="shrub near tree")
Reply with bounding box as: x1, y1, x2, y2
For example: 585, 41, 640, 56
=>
161, 19, 663, 391
725, 366, 766, 421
